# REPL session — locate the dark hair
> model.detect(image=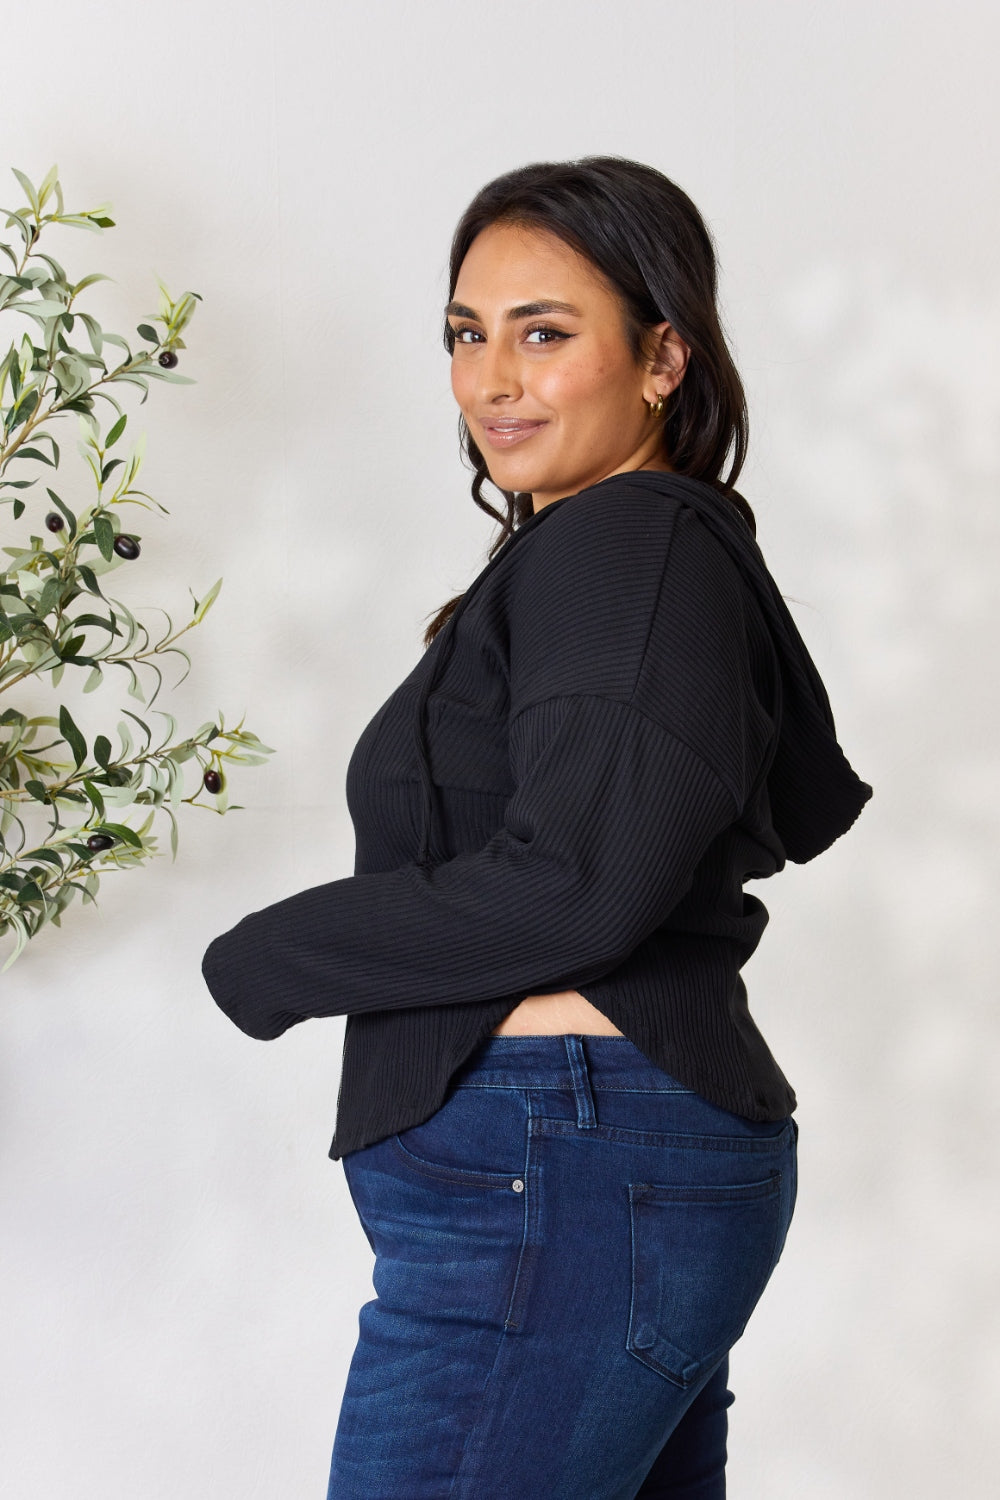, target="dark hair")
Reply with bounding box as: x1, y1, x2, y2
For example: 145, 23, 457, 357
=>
423, 154, 754, 646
